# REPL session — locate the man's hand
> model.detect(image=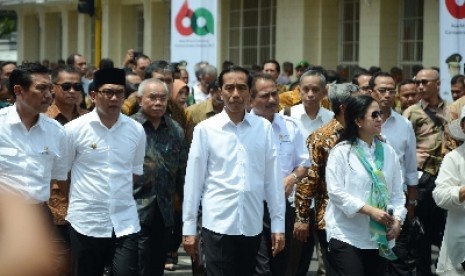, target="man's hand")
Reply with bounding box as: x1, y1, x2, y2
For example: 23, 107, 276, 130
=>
271, 233, 285, 257
123, 49, 134, 67
360, 205, 394, 227
386, 220, 401, 241
182, 235, 198, 260
283, 174, 296, 198
293, 222, 309, 242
